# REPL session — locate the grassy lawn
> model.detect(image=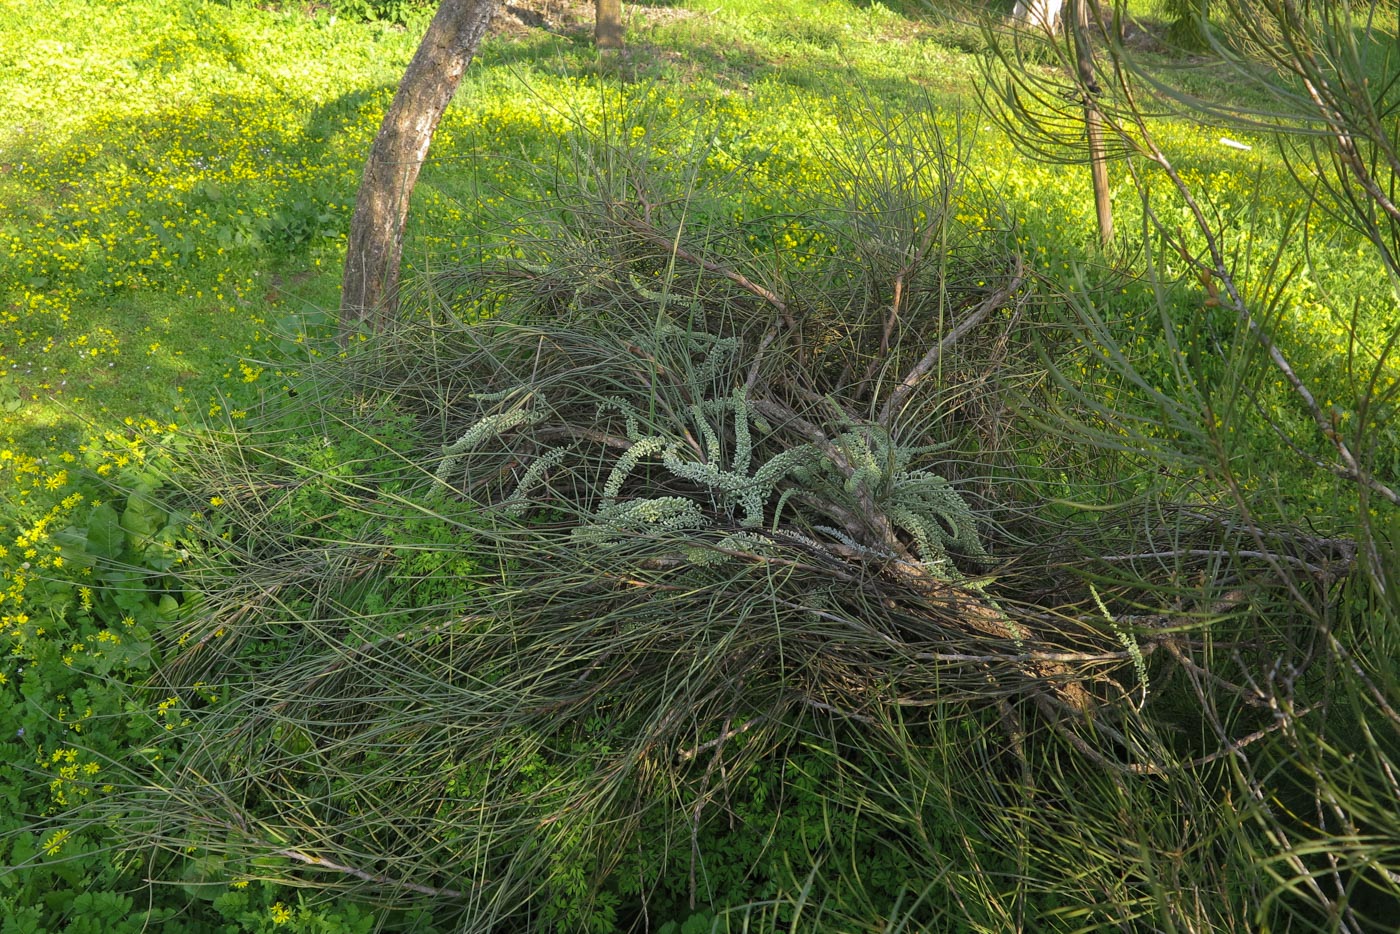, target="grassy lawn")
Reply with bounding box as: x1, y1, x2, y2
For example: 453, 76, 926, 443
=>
2, 0, 1396, 930
2, 0, 1378, 443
